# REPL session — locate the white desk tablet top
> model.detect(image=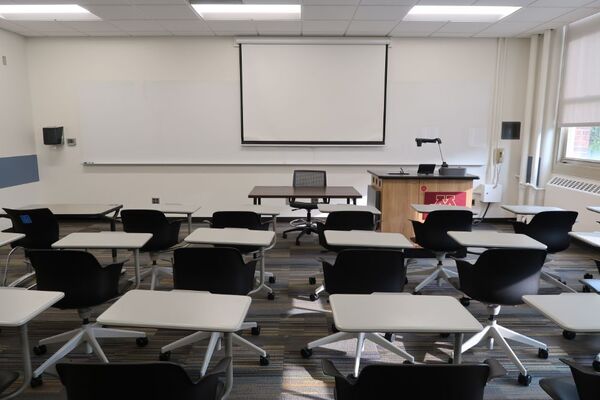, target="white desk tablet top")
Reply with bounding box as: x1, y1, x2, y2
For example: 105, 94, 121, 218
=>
13, 203, 122, 215
0, 289, 64, 327
0, 232, 24, 247
587, 206, 600, 214
318, 204, 381, 215
448, 231, 547, 250
122, 204, 200, 214
97, 290, 251, 332
330, 294, 482, 333
411, 204, 474, 213
185, 228, 275, 247
581, 279, 600, 293
501, 205, 564, 215
193, 205, 282, 218
324, 230, 414, 249
569, 231, 600, 248
522, 294, 600, 332
52, 232, 152, 249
